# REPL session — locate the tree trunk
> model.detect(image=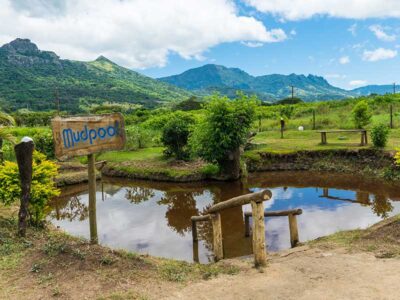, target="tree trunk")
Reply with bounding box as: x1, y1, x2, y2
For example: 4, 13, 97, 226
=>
14, 139, 34, 237
0, 138, 3, 164
218, 147, 241, 181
